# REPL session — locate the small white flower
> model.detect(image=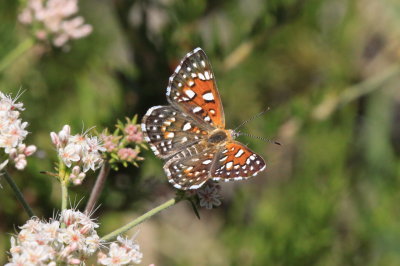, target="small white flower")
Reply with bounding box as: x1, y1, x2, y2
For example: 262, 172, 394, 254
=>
117, 236, 143, 264
58, 144, 80, 167
197, 182, 222, 210
82, 152, 102, 172
98, 242, 132, 266
87, 136, 106, 152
